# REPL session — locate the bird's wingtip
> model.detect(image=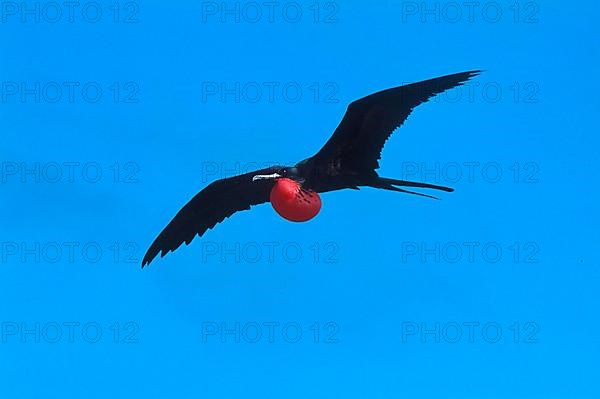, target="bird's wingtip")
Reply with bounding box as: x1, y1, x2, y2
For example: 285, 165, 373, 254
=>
141, 249, 157, 268
467, 69, 485, 76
